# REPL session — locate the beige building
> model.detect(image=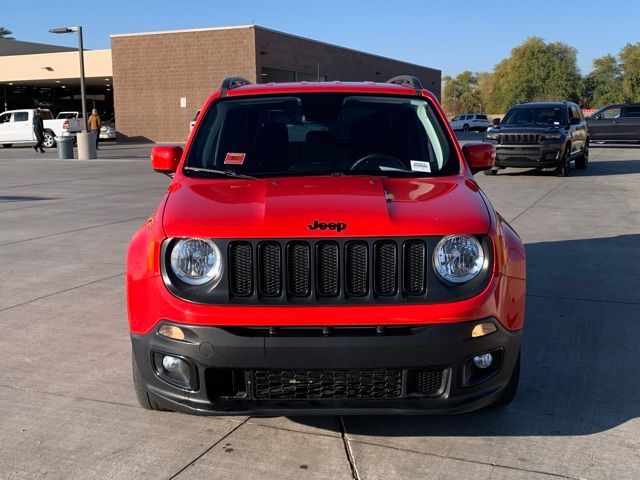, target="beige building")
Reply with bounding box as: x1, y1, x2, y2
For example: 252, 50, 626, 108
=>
1, 27, 441, 143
